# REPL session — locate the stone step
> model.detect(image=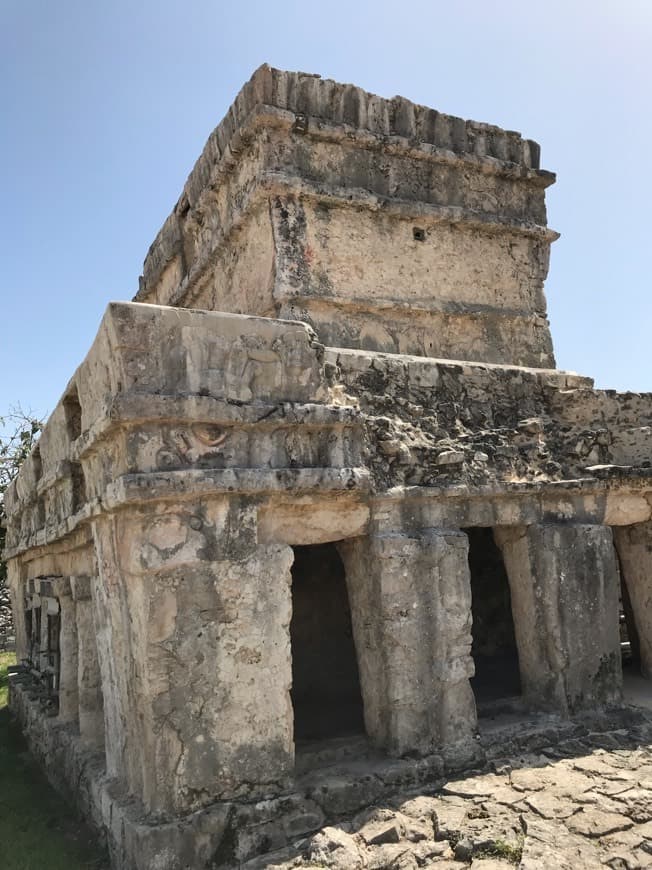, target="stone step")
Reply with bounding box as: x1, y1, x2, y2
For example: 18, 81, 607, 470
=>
294, 733, 372, 774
